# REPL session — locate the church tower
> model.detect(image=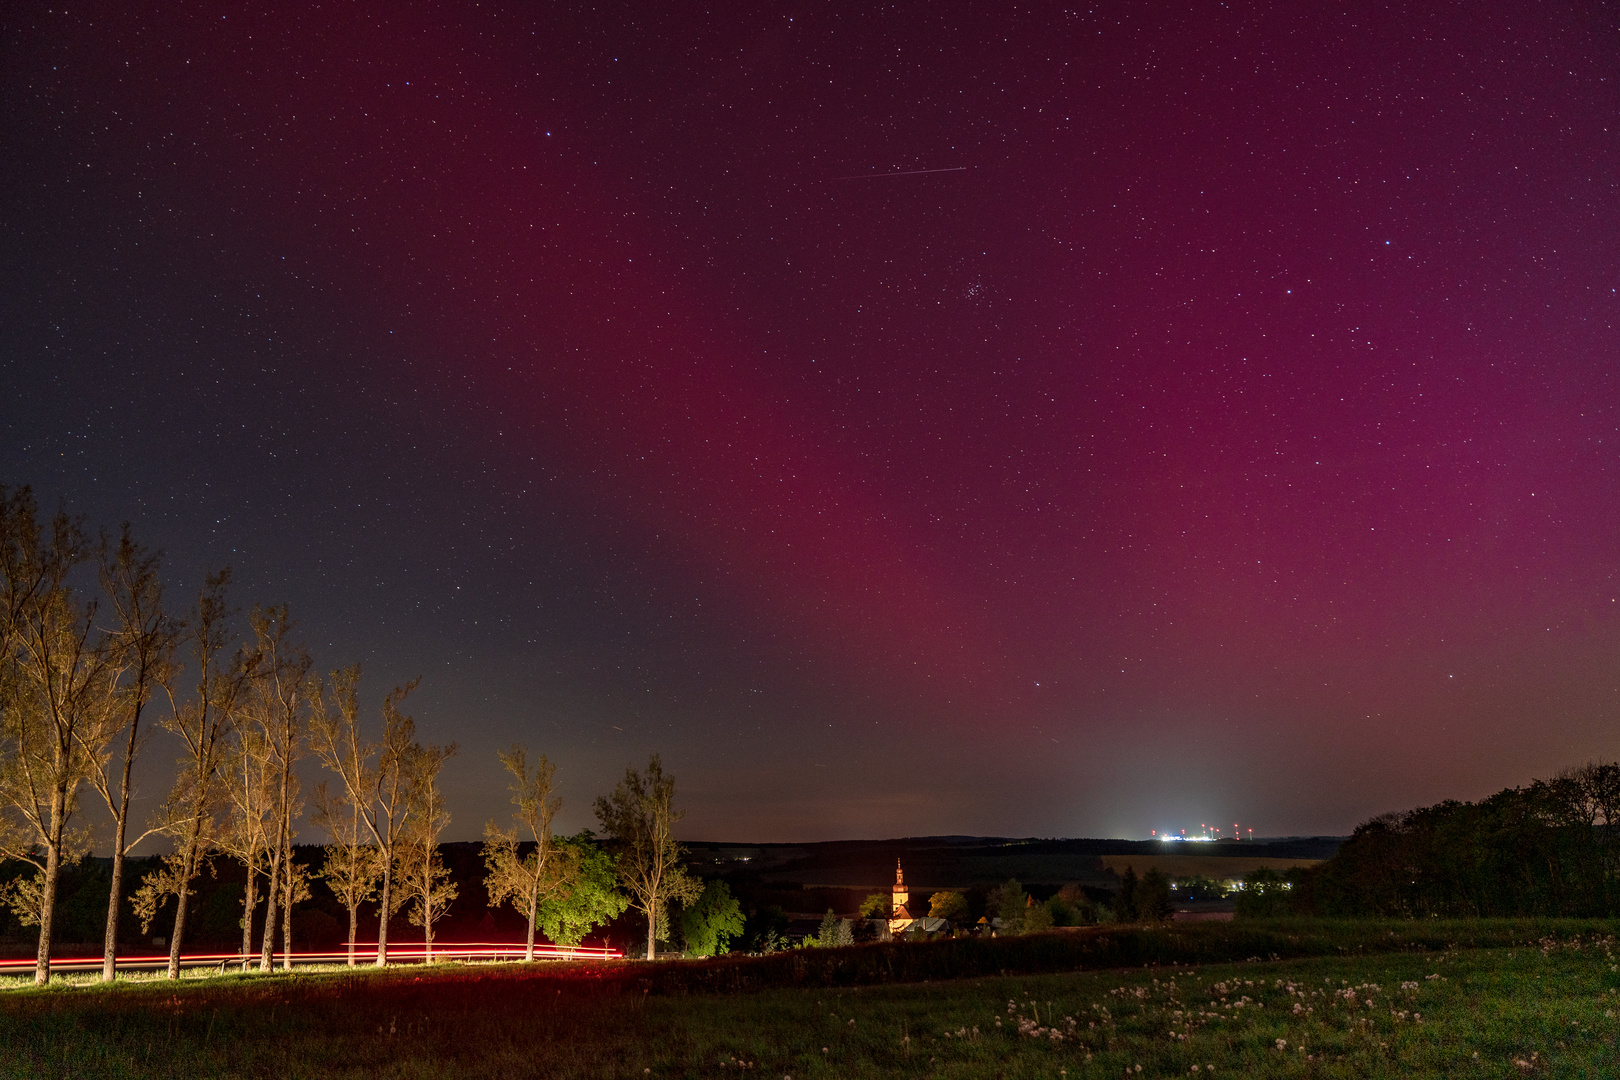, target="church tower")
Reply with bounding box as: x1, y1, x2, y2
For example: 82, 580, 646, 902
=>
889, 859, 914, 935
